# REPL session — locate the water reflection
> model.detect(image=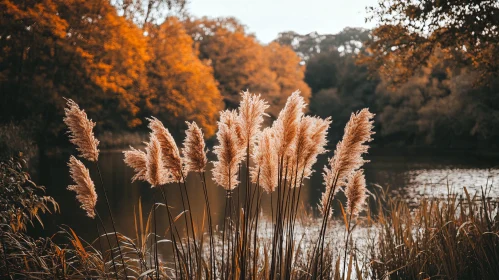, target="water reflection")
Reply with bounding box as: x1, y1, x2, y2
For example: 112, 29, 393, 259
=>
34, 148, 499, 242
